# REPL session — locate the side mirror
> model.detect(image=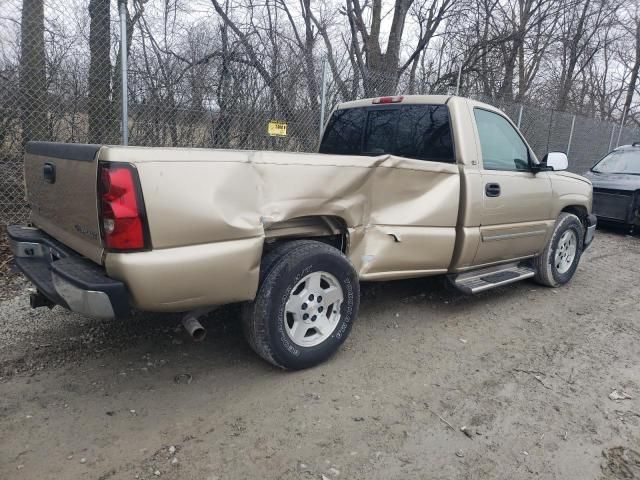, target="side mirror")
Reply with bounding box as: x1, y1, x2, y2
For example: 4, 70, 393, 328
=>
542, 152, 568, 171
